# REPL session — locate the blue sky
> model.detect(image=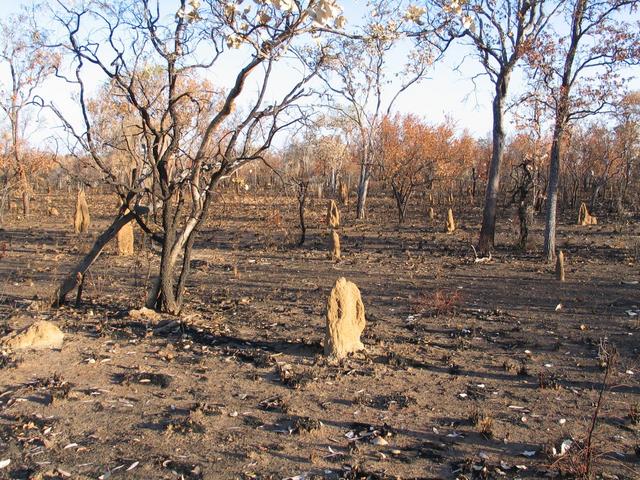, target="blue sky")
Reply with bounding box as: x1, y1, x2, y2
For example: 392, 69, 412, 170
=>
0, 0, 495, 145
1, 0, 637, 148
